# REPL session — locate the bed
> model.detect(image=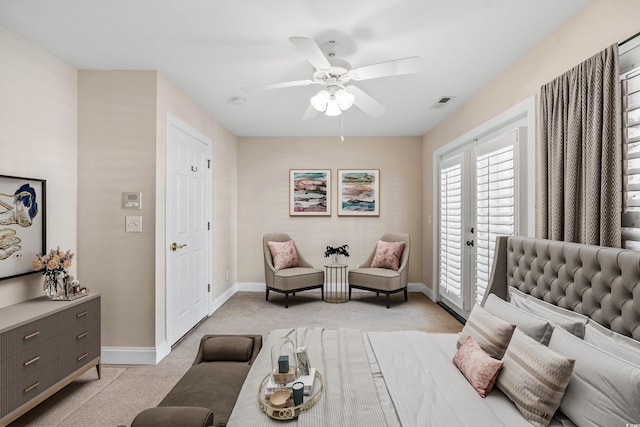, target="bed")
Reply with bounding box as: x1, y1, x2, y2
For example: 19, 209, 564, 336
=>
227, 236, 640, 427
